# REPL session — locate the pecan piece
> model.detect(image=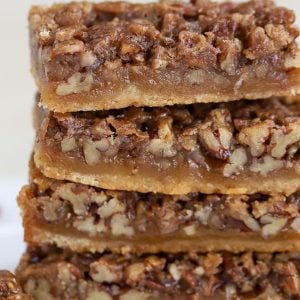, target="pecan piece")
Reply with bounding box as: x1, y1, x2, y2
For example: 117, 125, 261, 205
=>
250, 155, 284, 176
198, 108, 233, 160
178, 31, 219, 69
238, 120, 274, 157
218, 38, 242, 75
270, 120, 300, 159
223, 147, 248, 177
90, 258, 121, 283
225, 196, 260, 232
273, 262, 300, 295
